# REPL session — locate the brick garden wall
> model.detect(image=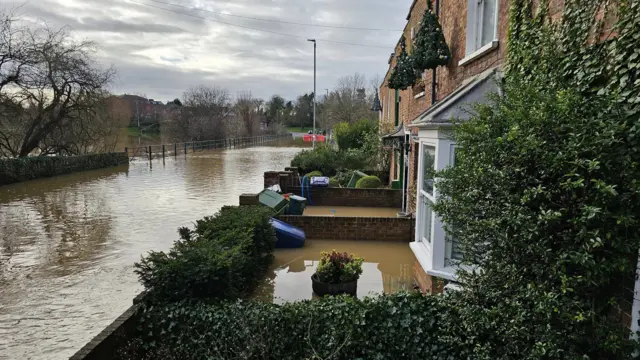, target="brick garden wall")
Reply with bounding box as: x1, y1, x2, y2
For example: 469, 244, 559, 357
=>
279, 215, 415, 242
69, 294, 145, 360
287, 186, 402, 208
